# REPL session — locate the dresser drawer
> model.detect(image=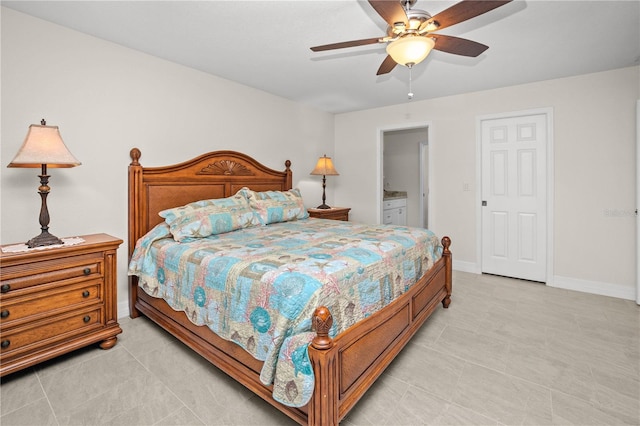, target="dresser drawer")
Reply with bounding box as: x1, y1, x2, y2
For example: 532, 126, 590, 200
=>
0, 252, 103, 294
0, 280, 101, 328
0, 308, 102, 358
